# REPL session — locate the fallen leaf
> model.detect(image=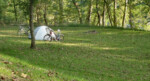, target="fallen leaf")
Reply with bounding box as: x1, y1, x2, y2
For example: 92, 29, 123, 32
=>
3, 61, 12, 65
47, 71, 55, 77
21, 73, 27, 78
3, 61, 9, 64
